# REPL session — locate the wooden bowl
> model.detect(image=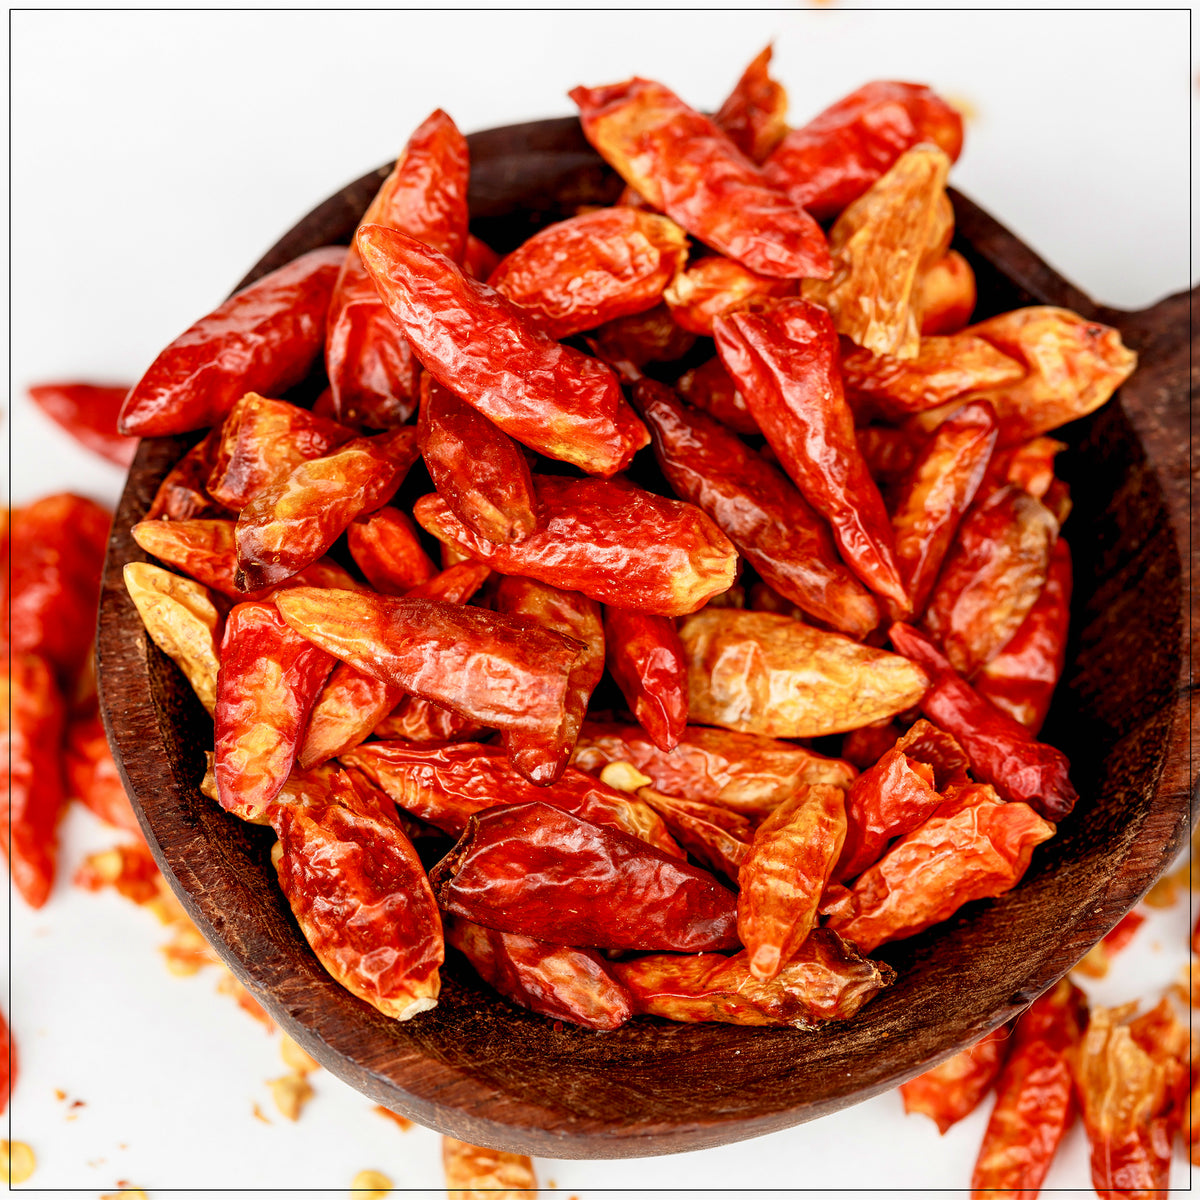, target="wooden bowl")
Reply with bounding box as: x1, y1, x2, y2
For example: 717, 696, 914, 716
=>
96, 117, 1197, 1159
